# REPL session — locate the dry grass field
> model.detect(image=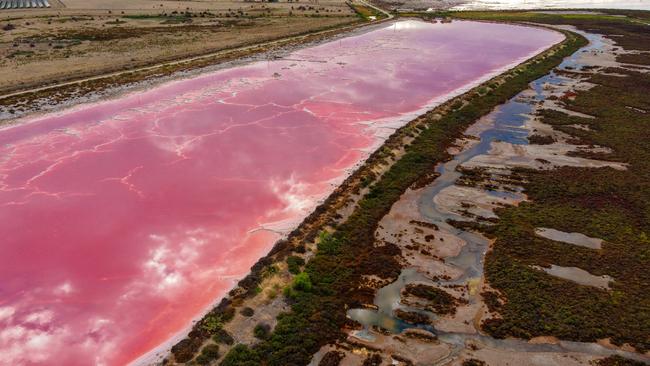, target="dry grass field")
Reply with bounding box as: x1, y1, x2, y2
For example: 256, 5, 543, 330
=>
3, 0, 350, 14
0, 0, 356, 93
